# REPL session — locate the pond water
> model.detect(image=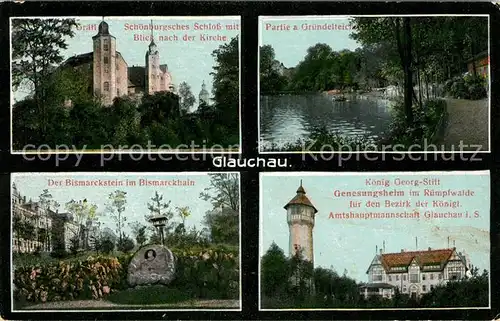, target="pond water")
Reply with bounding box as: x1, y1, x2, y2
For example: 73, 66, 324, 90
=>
260, 93, 394, 150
